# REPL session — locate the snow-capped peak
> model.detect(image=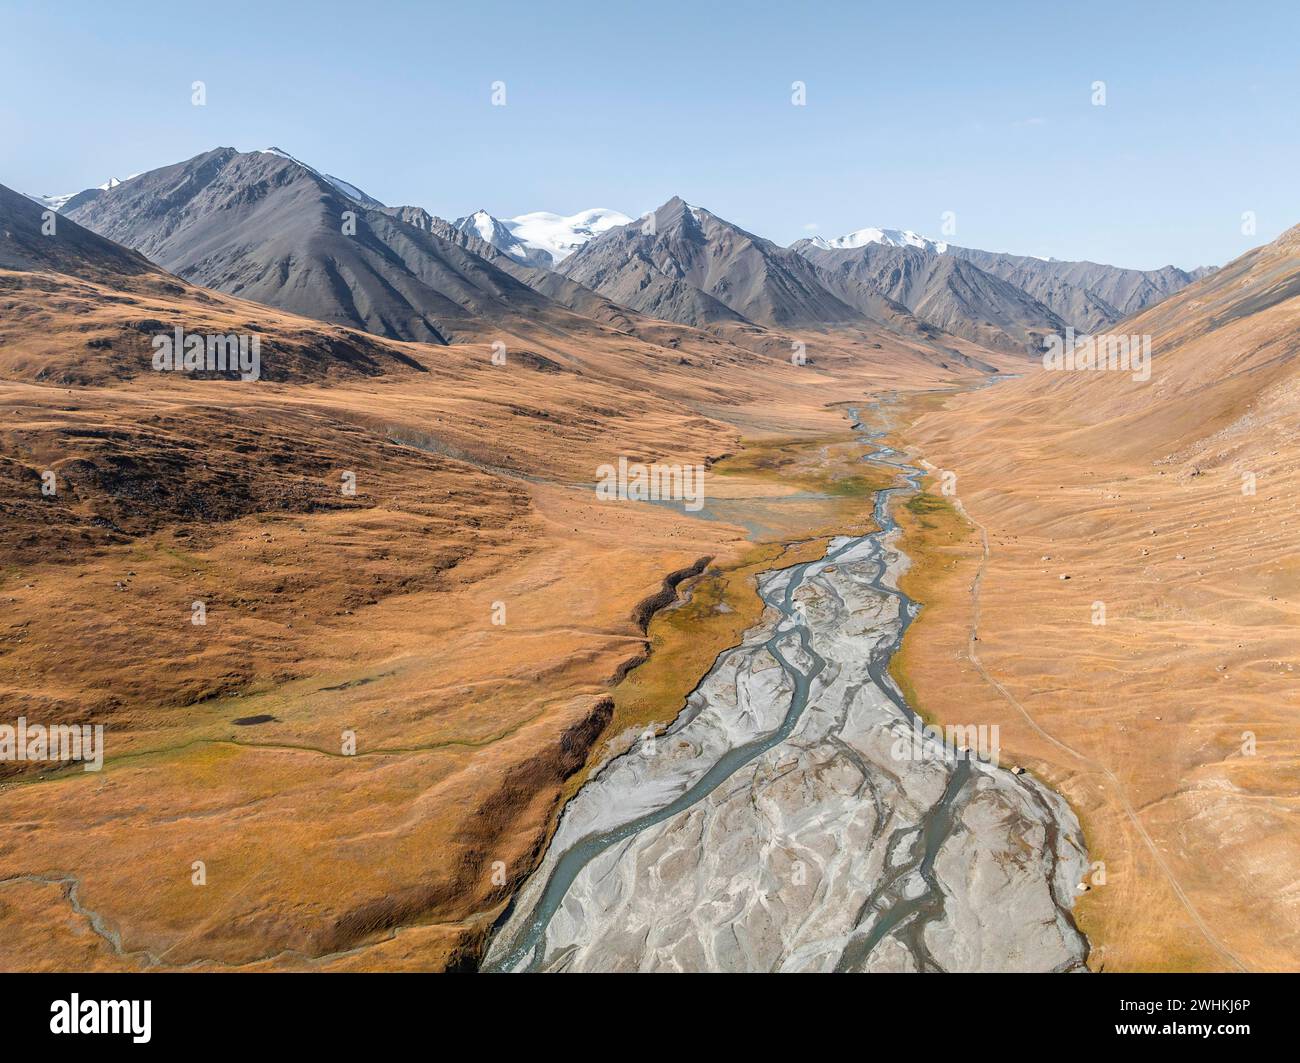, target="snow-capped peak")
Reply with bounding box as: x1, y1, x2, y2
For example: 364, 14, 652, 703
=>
257, 147, 384, 207
462, 209, 508, 244
453, 207, 632, 268
505, 208, 632, 265
810, 226, 949, 254
452, 209, 544, 266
